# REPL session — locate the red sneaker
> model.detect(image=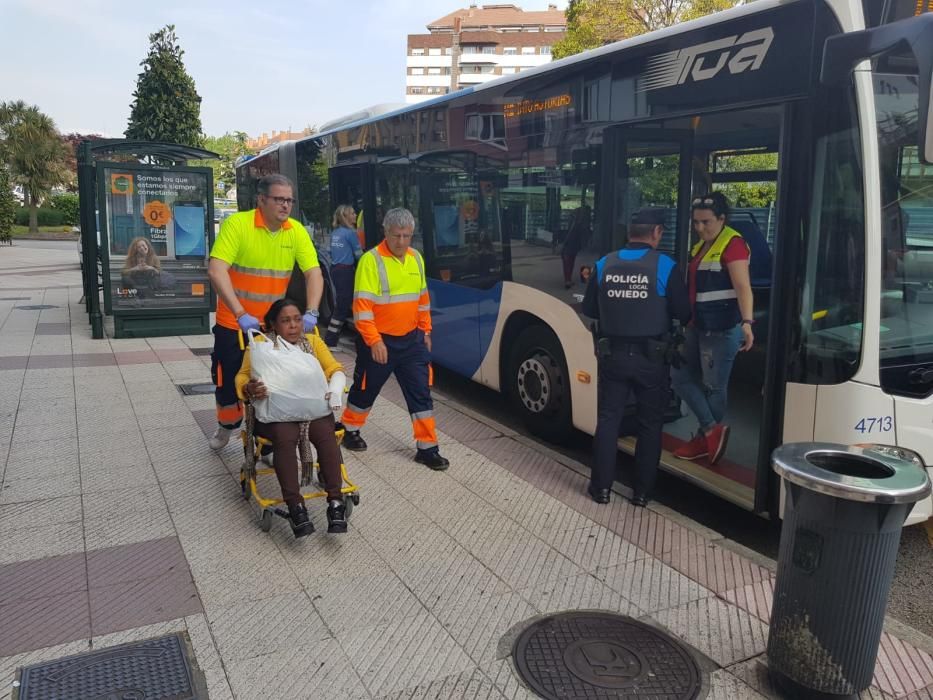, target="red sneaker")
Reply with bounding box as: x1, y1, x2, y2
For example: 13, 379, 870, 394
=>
706, 424, 731, 465
674, 433, 708, 460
